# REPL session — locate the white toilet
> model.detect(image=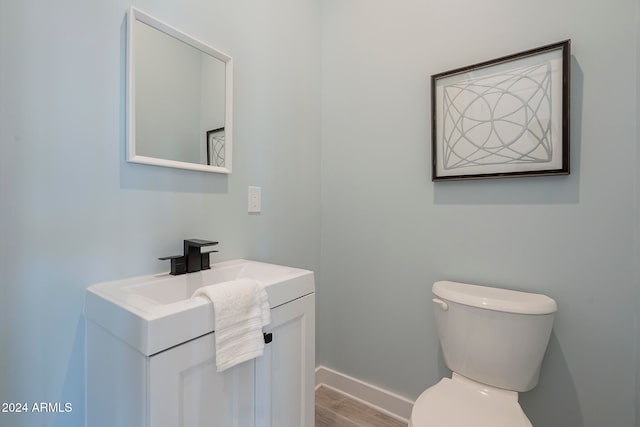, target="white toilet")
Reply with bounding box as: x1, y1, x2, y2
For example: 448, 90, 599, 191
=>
410, 281, 557, 427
